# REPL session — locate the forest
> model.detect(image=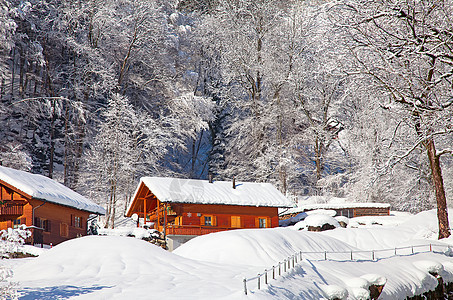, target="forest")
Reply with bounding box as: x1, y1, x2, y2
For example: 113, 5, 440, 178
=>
1, 0, 453, 230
